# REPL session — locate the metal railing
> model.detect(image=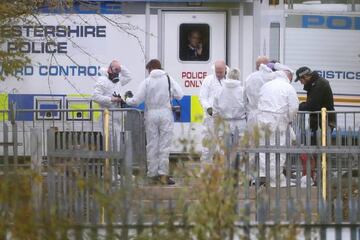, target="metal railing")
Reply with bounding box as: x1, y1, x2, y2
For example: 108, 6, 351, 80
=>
0, 107, 146, 174
227, 109, 360, 239
0, 108, 359, 239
